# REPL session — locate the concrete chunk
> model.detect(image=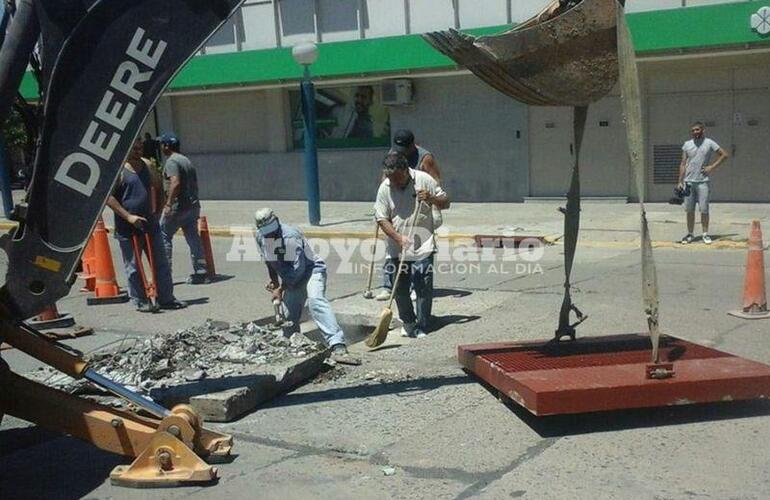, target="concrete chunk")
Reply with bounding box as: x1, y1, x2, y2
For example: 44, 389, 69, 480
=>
184, 348, 329, 422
